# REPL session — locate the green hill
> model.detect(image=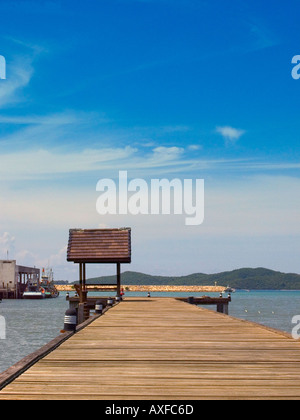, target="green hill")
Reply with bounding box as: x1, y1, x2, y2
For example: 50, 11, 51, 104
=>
81, 268, 300, 290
